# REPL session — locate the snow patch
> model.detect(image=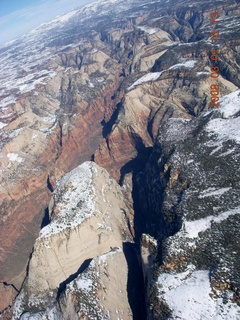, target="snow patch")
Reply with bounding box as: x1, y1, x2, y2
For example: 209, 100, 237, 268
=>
169, 60, 197, 70
137, 26, 159, 34
38, 162, 96, 239
128, 72, 162, 90
75, 278, 93, 291
98, 247, 122, 264
183, 205, 240, 238
220, 90, 240, 118
128, 60, 197, 91
199, 187, 231, 198
206, 117, 240, 146
0, 96, 17, 109
0, 122, 7, 129
7, 153, 24, 163
158, 269, 240, 319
